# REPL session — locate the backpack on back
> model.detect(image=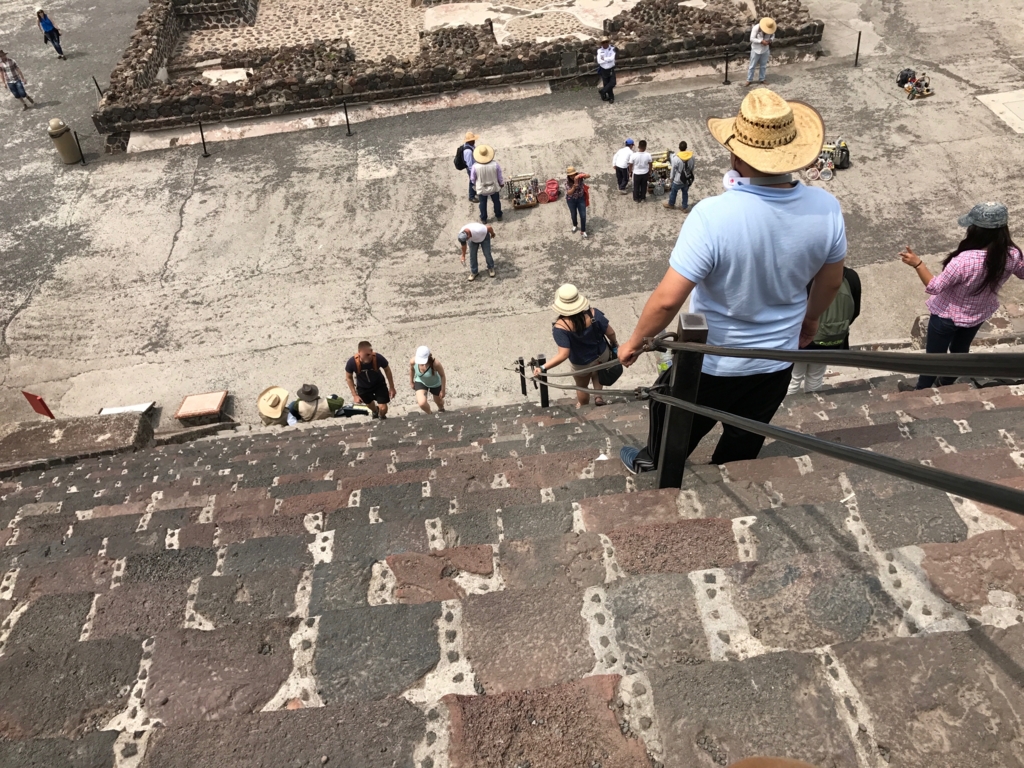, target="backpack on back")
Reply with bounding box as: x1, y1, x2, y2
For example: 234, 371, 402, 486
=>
353, 353, 379, 375
454, 143, 469, 171
816, 277, 856, 345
